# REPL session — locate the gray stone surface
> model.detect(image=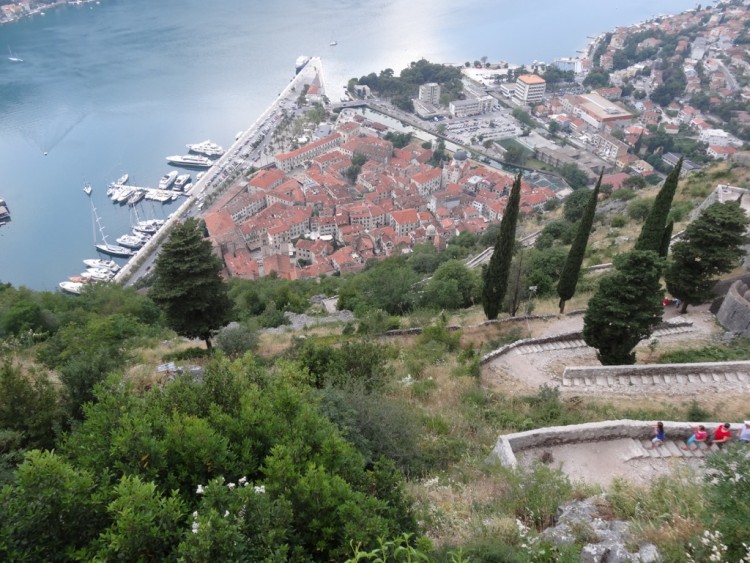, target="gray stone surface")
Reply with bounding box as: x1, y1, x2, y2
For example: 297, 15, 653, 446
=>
717, 280, 750, 337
